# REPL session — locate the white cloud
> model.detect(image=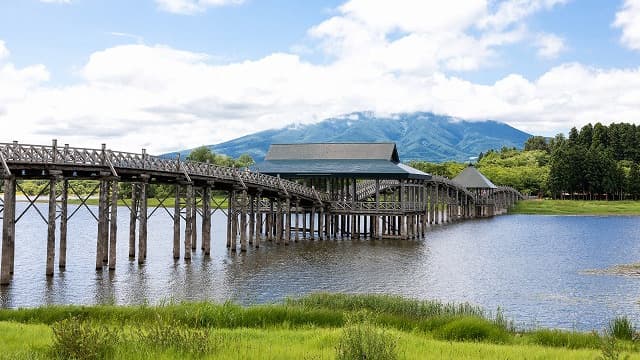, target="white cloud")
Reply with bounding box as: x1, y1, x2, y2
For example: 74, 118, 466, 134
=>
535, 33, 566, 58
155, 0, 245, 14
2, 1, 640, 154
0, 40, 9, 61
39, 0, 72, 3
478, 0, 569, 30
613, 0, 640, 51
